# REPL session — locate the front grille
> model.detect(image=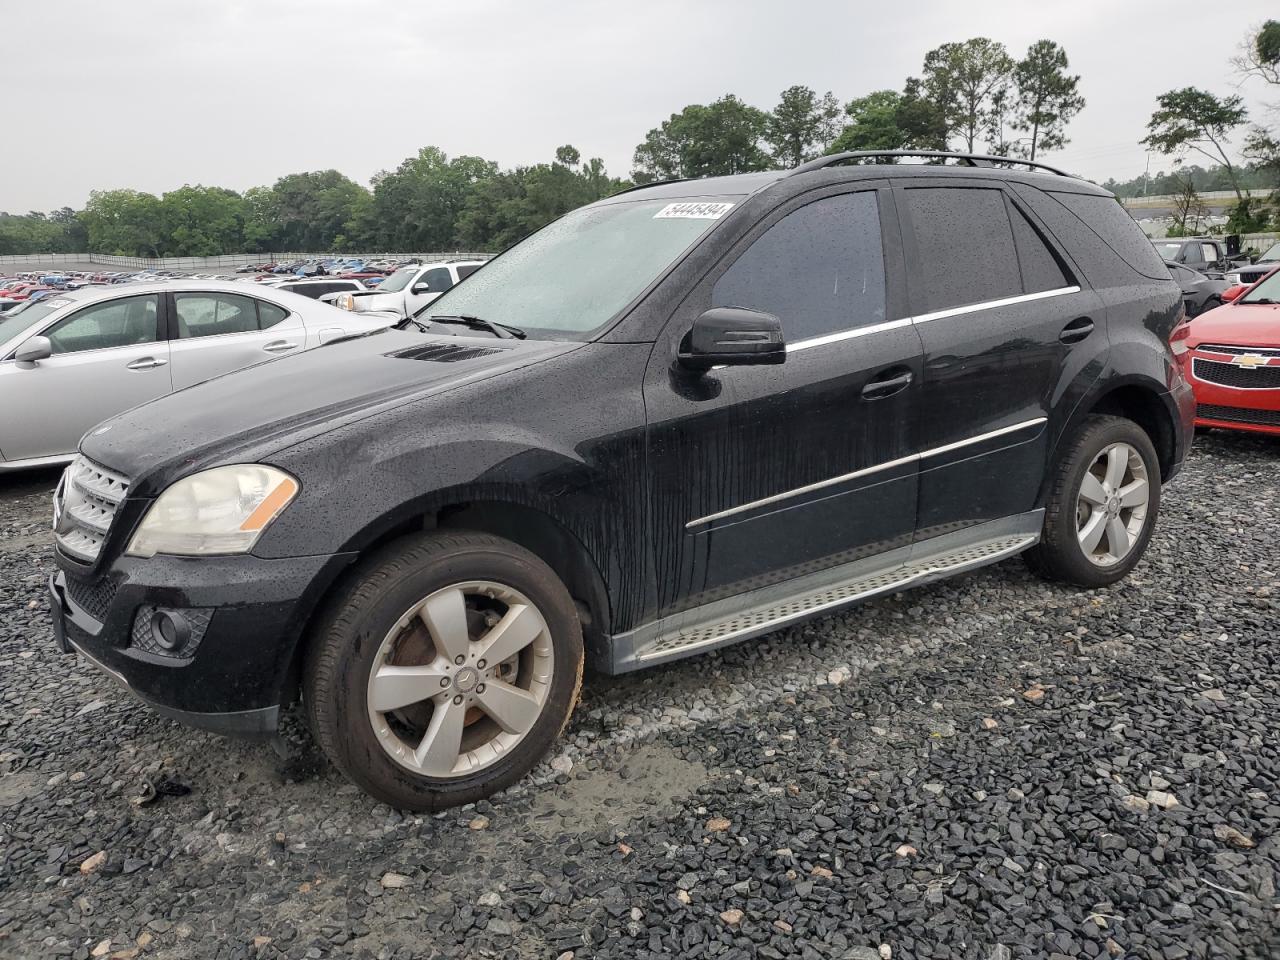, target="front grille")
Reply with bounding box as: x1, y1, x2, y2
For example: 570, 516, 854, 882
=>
1197, 404, 1280, 427
1198, 344, 1280, 358
1193, 358, 1280, 389
54, 457, 130, 563
65, 574, 118, 621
